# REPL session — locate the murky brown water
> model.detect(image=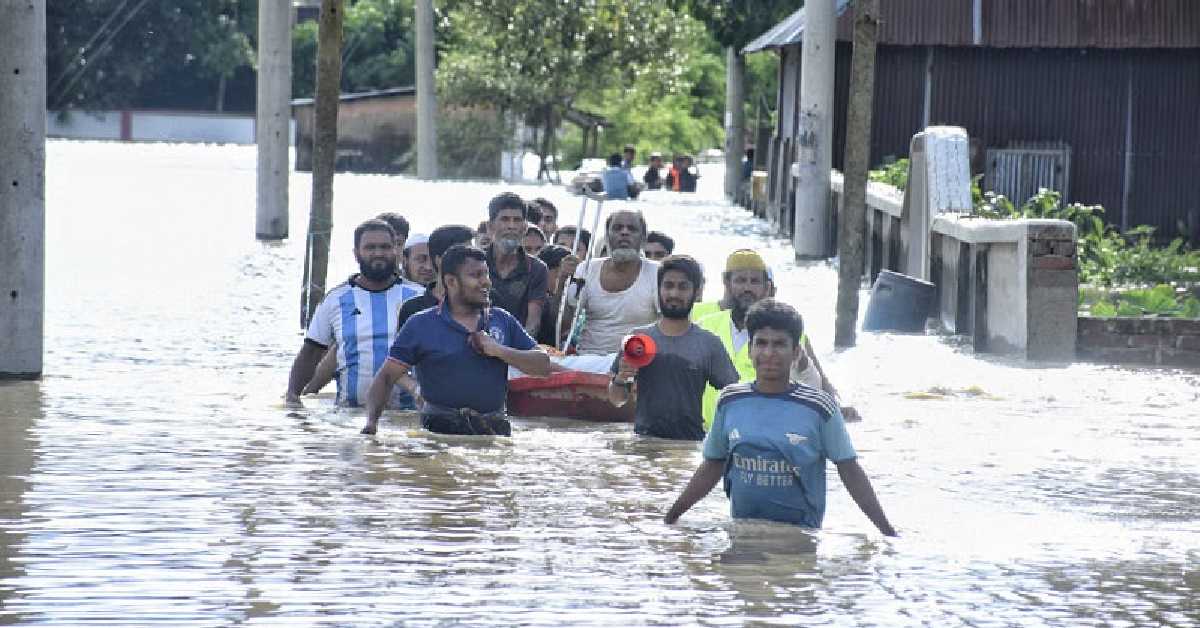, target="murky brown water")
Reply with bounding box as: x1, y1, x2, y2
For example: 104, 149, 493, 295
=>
0, 141, 1197, 626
